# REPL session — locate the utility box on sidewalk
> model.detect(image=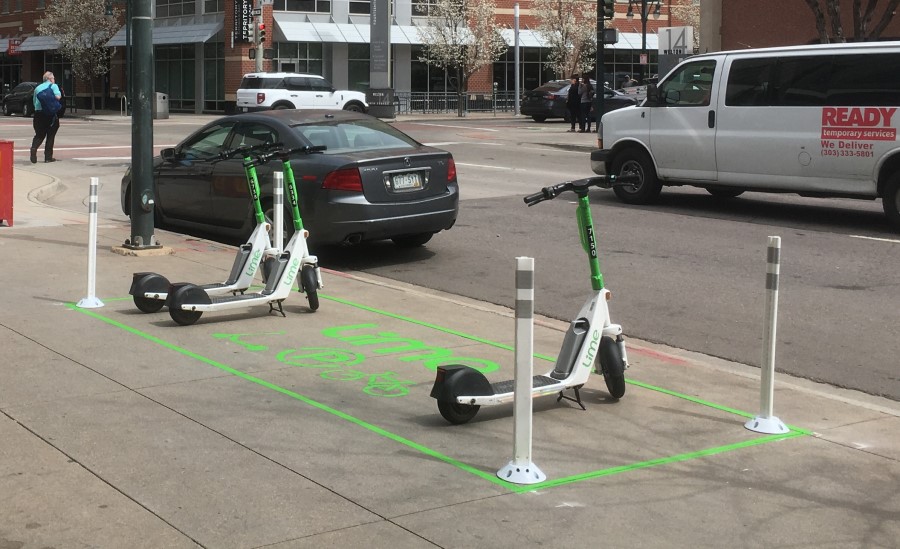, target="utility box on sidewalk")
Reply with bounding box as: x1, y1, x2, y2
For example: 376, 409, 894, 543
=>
0, 140, 13, 227
152, 92, 169, 119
